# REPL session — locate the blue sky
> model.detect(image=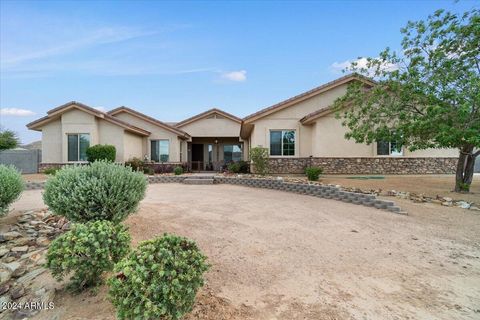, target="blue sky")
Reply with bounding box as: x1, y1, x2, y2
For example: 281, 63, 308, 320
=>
0, 0, 476, 143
